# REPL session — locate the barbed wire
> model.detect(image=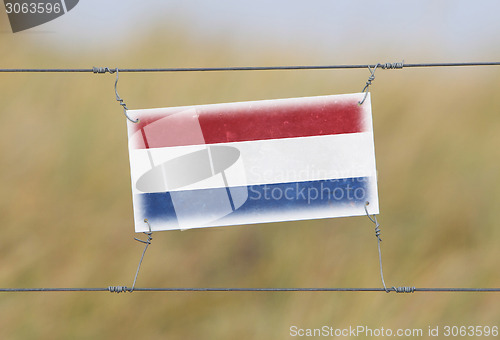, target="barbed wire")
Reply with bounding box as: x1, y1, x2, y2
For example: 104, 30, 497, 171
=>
0, 61, 499, 73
